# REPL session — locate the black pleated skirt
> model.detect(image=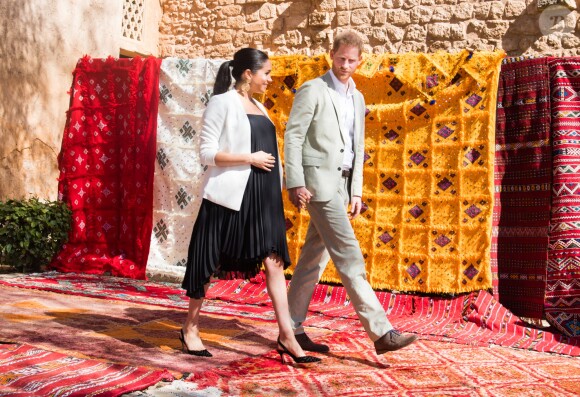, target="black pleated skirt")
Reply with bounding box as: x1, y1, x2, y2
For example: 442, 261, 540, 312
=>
182, 114, 291, 299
